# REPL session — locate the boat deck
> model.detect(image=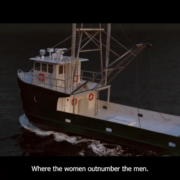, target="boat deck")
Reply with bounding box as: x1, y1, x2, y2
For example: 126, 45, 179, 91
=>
18, 70, 180, 138
76, 100, 180, 137
17, 70, 101, 94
